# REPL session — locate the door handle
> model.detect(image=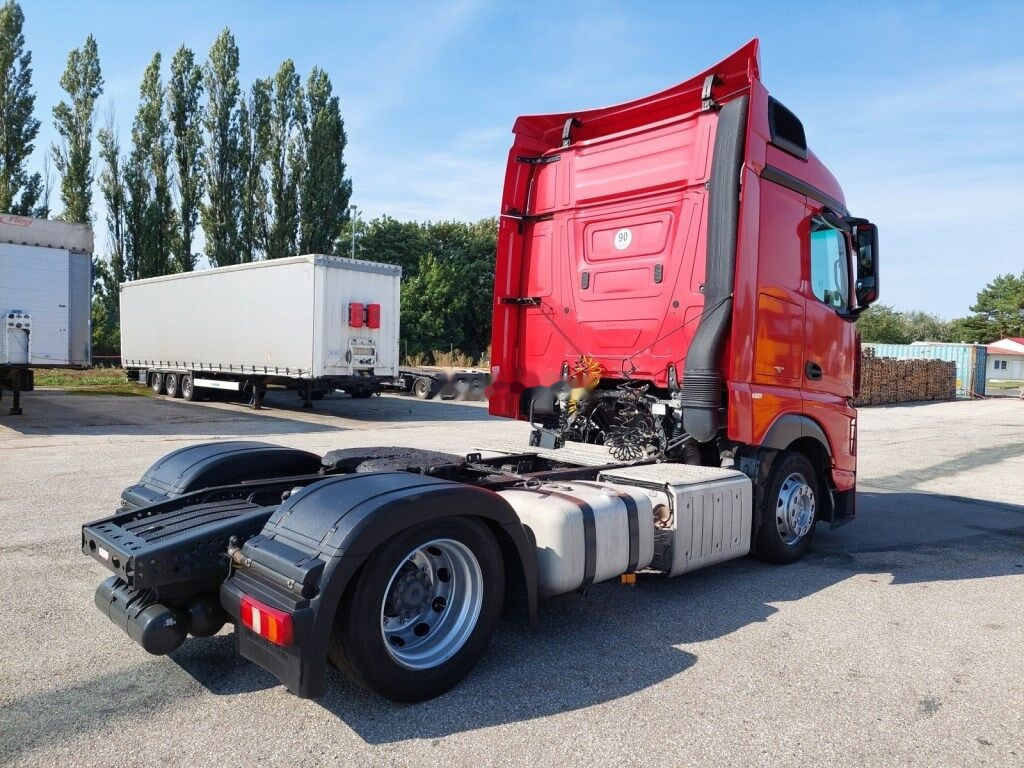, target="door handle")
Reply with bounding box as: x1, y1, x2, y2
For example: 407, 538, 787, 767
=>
805, 361, 823, 381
